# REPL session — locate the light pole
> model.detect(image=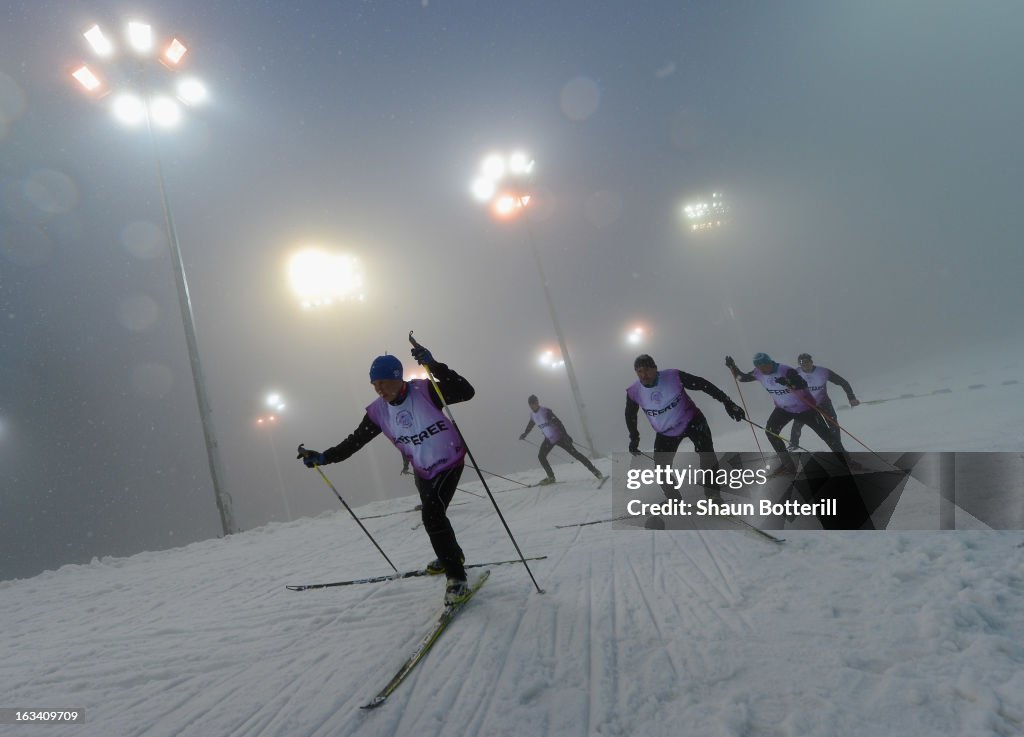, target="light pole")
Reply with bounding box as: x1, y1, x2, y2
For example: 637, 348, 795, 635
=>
471, 150, 600, 458
70, 20, 237, 536
257, 393, 292, 521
